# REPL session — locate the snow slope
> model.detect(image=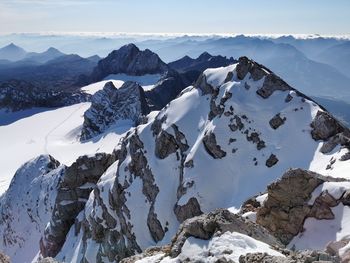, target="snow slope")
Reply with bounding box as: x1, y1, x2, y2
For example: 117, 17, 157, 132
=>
0, 155, 63, 263
136, 232, 284, 263
0, 81, 132, 194
55, 60, 350, 262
